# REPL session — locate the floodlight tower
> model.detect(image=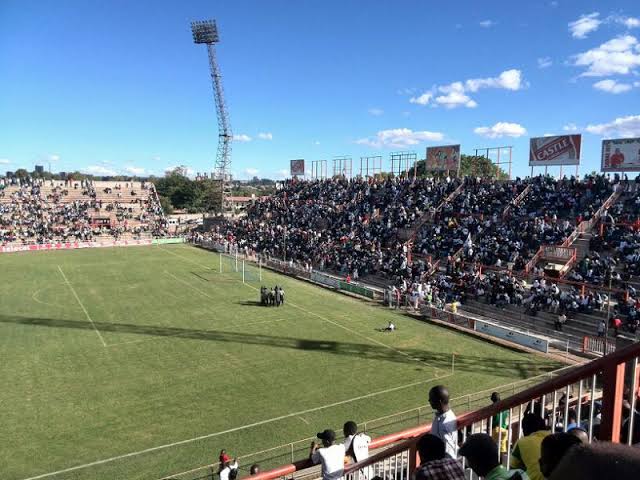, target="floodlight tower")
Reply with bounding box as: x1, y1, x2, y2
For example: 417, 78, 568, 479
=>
191, 19, 232, 212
